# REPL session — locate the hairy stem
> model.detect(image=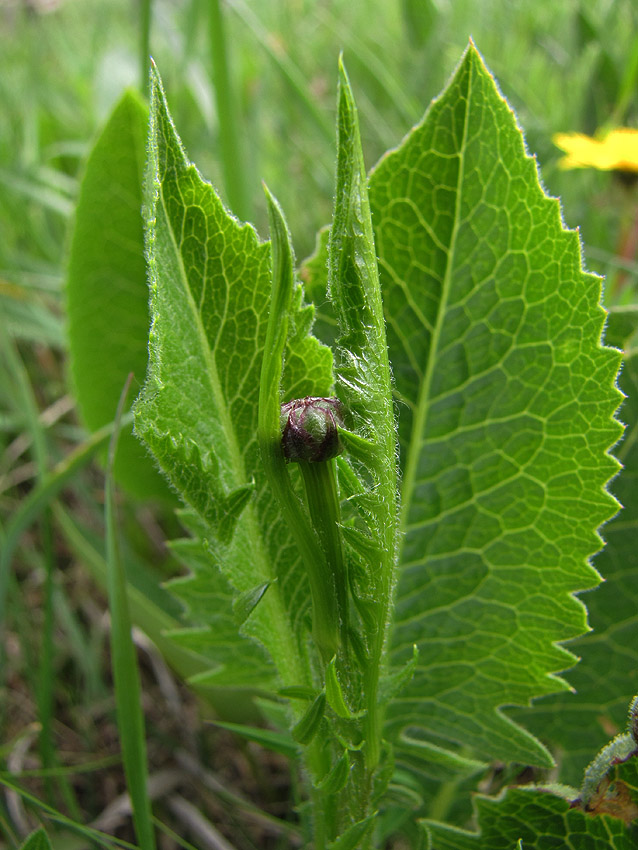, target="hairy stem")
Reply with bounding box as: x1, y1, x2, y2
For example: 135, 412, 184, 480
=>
299, 458, 349, 653
258, 187, 340, 662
